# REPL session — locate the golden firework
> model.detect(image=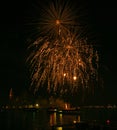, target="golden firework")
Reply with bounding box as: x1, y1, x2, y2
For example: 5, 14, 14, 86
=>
27, 0, 99, 94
